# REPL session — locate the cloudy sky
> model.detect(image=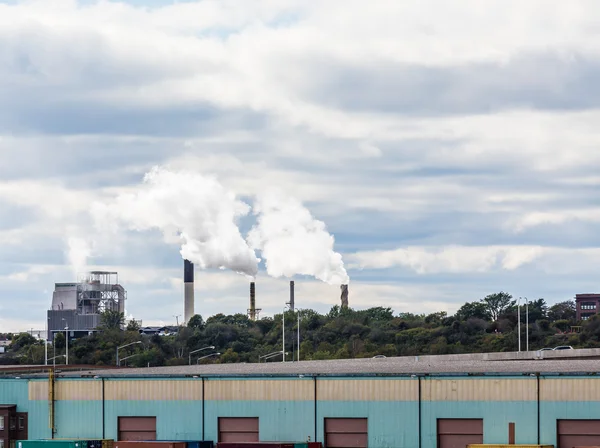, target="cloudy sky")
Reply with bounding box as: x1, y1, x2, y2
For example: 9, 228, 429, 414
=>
1, 0, 600, 332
